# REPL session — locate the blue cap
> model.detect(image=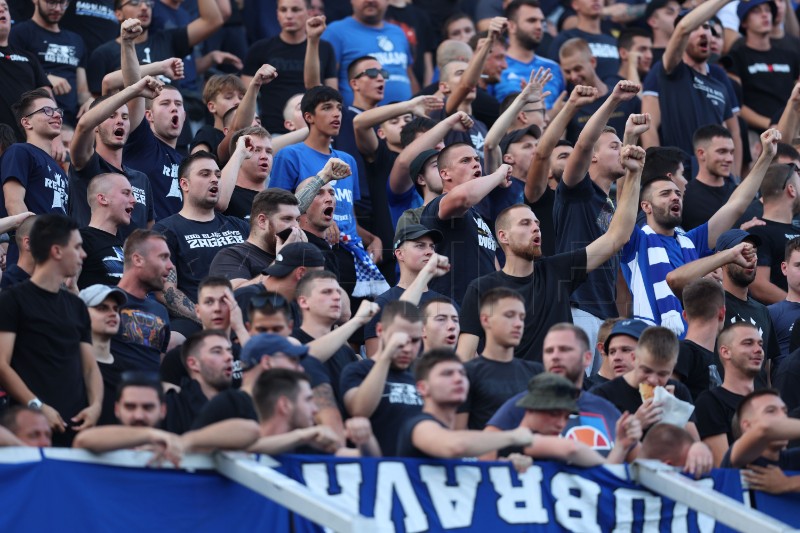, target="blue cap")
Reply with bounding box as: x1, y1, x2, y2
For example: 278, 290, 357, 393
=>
737, 0, 777, 24
240, 334, 308, 370
604, 319, 650, 354
715, 229, 762, 251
